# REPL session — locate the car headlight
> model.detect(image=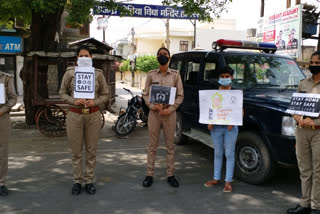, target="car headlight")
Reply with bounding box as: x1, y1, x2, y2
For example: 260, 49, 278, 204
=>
282, 116, 296, 136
